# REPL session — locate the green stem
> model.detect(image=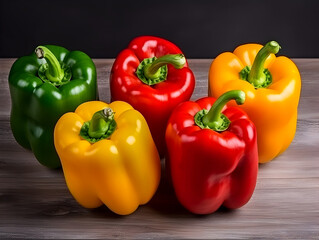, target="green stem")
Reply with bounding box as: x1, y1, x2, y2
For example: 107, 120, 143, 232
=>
144, 54, 185, 79
201, 90, 245, 131
35, 46, 64, 83
80, 108, 117, 143
136, 54, 186, 85
88, 108, 115, 138
247, 41, 280, 87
